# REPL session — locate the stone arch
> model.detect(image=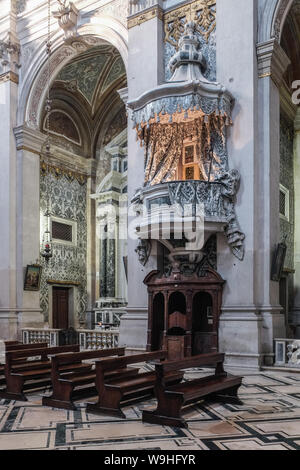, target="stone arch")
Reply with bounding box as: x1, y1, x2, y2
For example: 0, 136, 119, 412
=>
258, 0, 294, 43
18, 15, 128, 129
